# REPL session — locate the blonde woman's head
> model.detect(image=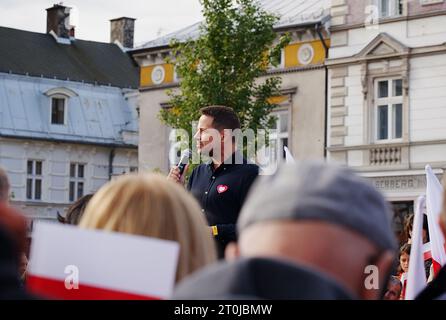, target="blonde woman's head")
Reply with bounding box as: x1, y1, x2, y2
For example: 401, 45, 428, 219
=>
79, 173, 216, 282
